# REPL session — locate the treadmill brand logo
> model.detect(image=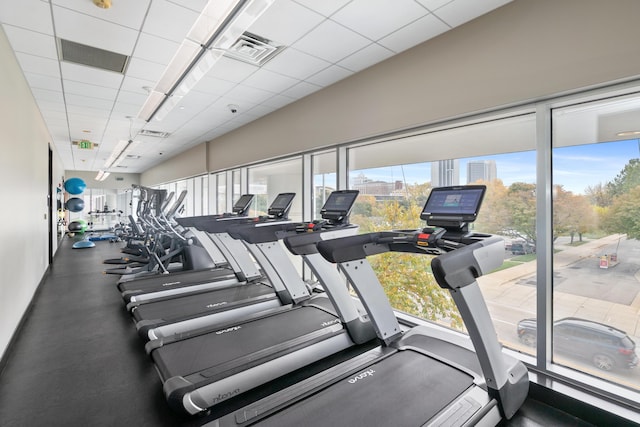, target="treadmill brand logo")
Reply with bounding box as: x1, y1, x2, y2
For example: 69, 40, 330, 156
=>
321, 319, 341, 328
215, 326, 242, 335
161, 281, 181, 287
348, 369, 375, 384
206, 301, 227, 308
211, 388, 241, 404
